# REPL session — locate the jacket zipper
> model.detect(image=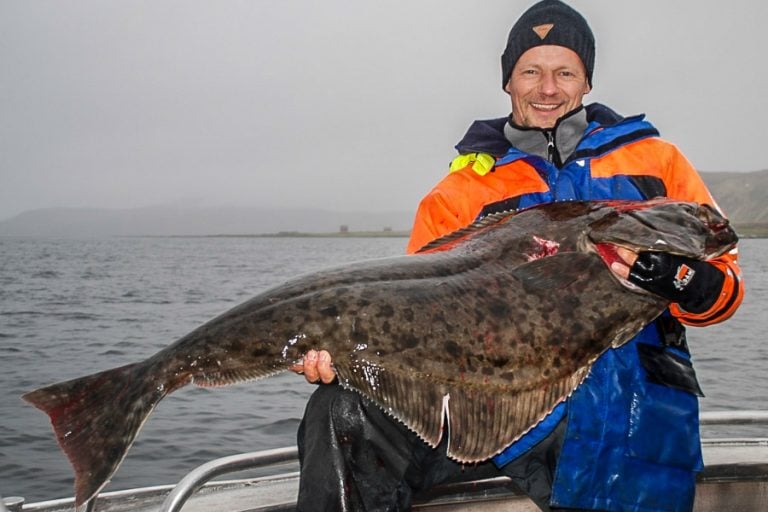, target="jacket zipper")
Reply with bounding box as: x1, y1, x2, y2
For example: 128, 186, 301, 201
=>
544, 130, 564, 168
545, 130, 555, 163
